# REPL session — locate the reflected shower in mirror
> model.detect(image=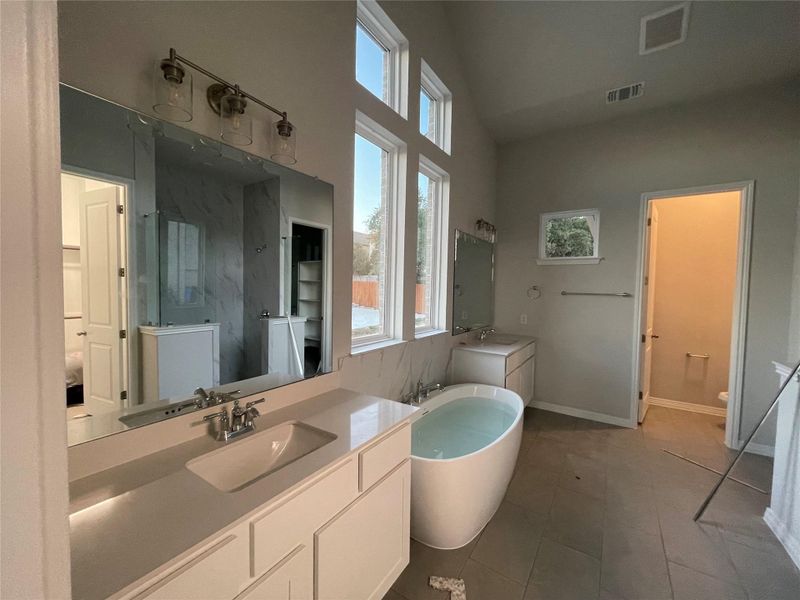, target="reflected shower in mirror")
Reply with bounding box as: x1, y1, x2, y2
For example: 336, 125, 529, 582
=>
452, 230, 495, 334
59, 84, 333, 445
